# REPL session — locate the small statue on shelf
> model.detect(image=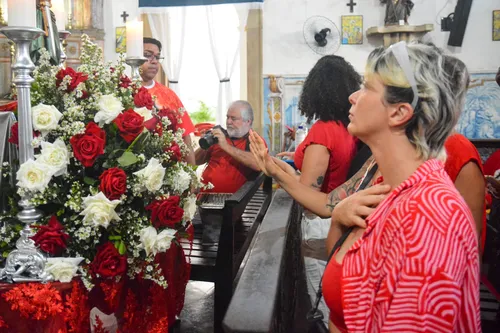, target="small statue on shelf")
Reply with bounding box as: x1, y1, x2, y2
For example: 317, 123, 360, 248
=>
380, 0, 415, 26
